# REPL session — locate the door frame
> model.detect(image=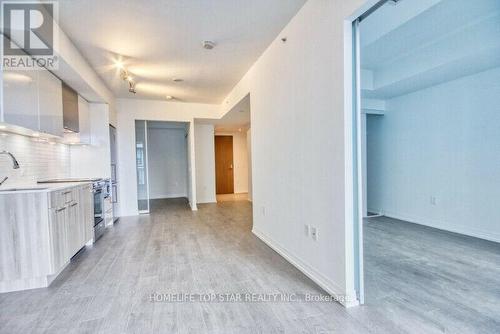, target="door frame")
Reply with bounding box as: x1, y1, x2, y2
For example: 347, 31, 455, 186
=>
343, 0, 390, 305
136, 120, 151, 214
214, 135, 235, 194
